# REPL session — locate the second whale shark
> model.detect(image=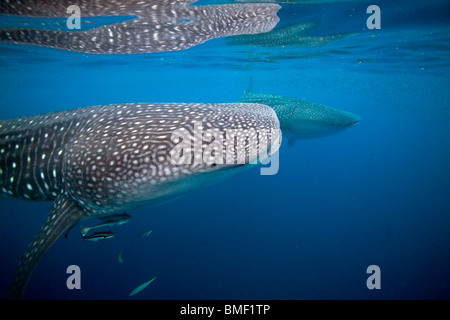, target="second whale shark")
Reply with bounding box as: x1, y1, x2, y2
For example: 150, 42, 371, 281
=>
239, 91, 361, 146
